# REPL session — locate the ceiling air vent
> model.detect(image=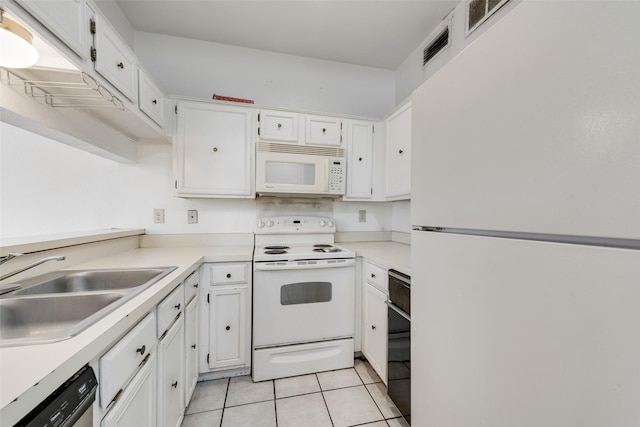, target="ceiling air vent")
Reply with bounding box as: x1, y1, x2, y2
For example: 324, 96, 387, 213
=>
423, 27, 450, 67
